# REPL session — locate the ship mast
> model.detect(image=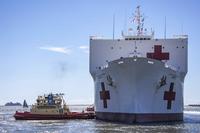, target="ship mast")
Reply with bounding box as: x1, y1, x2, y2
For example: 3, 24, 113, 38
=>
133, 6, 145, 36
122, 6, 153, 40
